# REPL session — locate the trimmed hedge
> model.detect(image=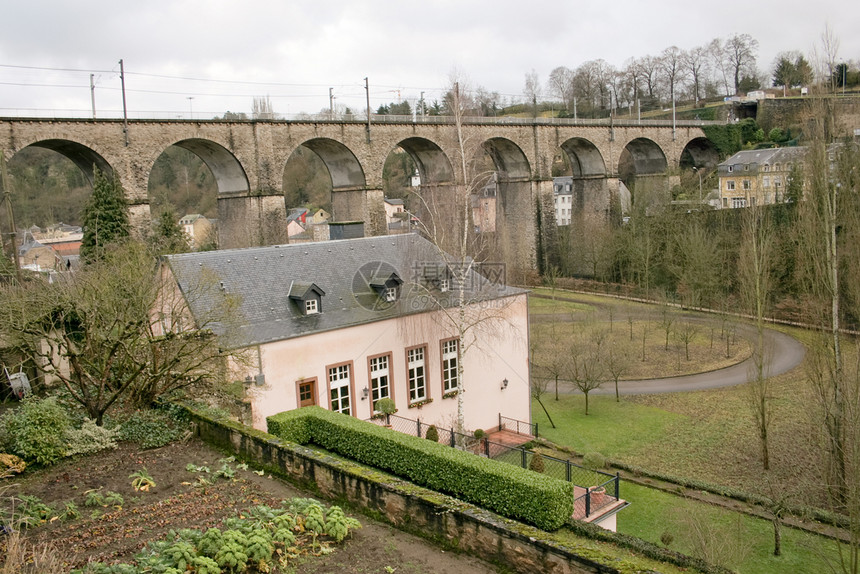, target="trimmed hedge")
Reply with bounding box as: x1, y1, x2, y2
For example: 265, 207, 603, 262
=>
267, 407, 574, 531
